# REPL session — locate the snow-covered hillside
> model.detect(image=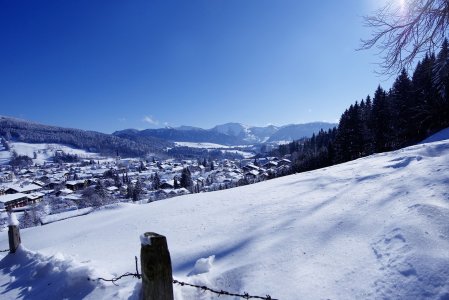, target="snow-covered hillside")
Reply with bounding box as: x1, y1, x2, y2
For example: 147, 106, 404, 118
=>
1, 135, 449, 299
9, 142, 100, 164
0, 143, 11, 165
